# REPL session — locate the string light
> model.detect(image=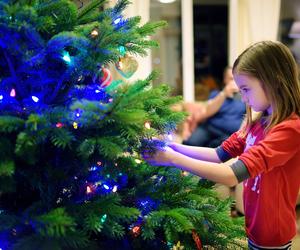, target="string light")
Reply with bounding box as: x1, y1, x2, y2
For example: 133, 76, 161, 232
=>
135, 159, 142, 164
90, 29, 99, 38
113, 17, 121, 24
73, 122, 78, 129
89, 166, 98, 171
86, 186, 92, 194
10, 88, 16, 97
131, 225, 141, 237
0, 95, 3, 100
118, 45, 126, 56
112, 185, 118, 192
144, 122, 151, 129
56, 122, 63, 128
100, 214, 107, 223
31, 96, 39, 102
62, 51, 71, 63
